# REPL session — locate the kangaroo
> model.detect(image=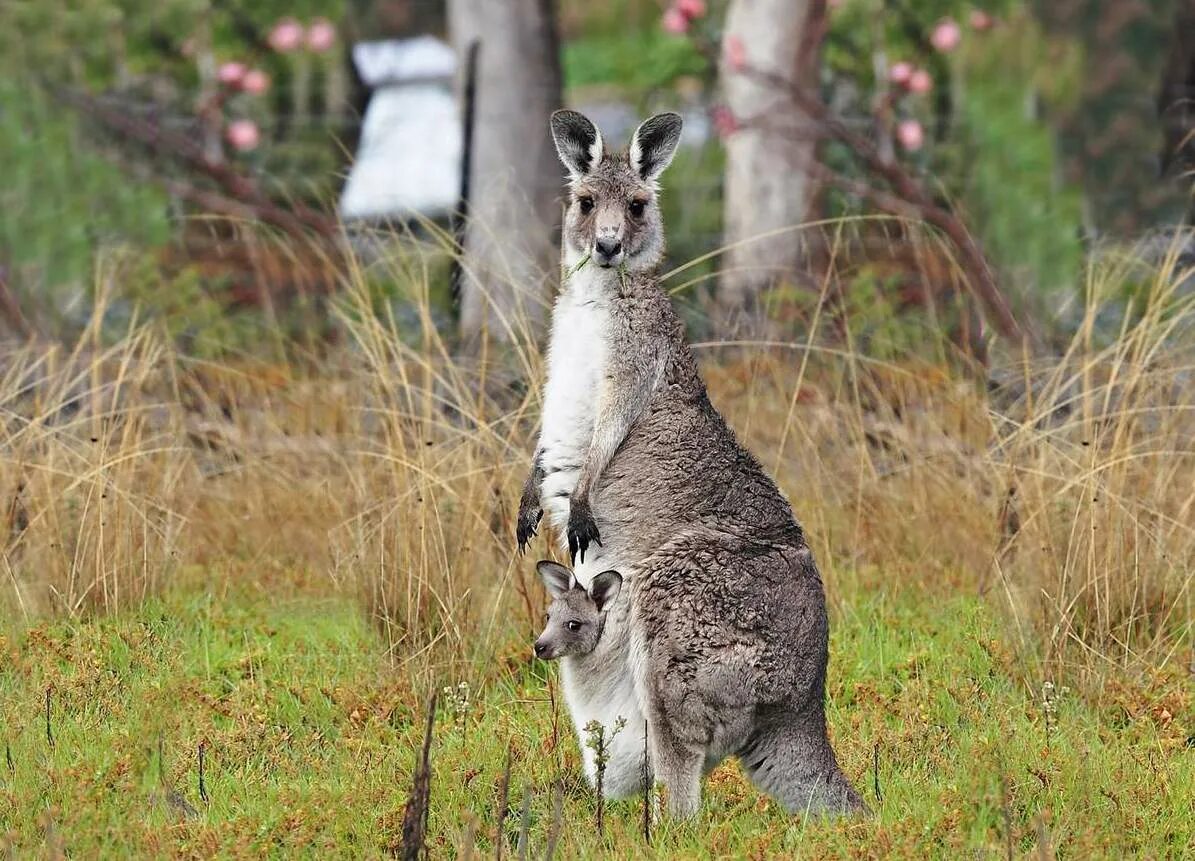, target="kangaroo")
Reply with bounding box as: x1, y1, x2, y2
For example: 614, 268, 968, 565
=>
531, 553, 643, 796
533, 562, 622, 661
516, 109, 864, 817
